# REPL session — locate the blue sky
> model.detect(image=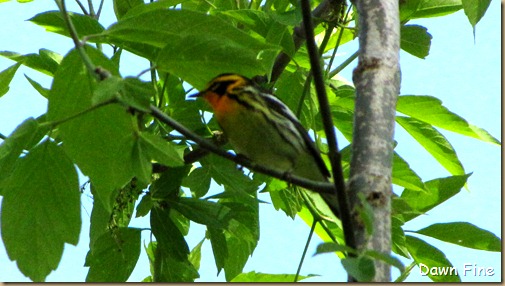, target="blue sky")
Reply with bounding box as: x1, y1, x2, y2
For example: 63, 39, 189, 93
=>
0, 0, 501, 282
